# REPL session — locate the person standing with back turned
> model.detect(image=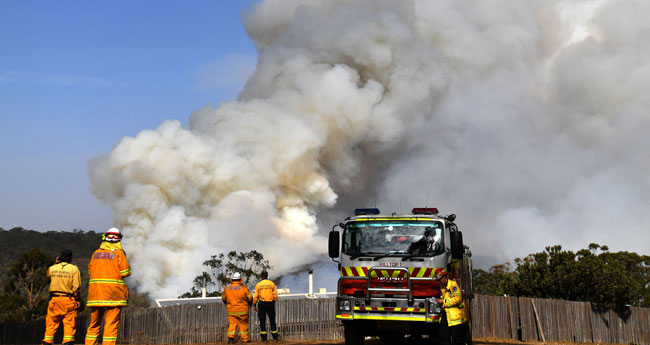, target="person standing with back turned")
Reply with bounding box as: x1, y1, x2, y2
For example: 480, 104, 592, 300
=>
222, 272, 253, 343
253, 270, 279, 342
85, 228, 131, 345
42, 249, 81, 345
